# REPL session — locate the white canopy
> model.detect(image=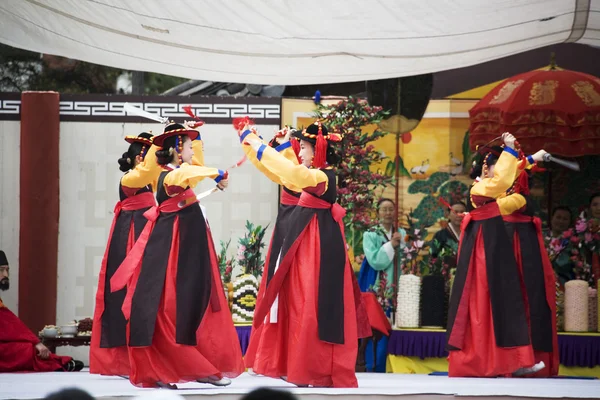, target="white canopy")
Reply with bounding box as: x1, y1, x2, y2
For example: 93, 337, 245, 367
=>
0, 0, 598, 85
